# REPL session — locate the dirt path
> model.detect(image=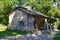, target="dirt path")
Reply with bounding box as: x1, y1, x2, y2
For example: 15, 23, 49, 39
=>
0, 34, 53, 40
